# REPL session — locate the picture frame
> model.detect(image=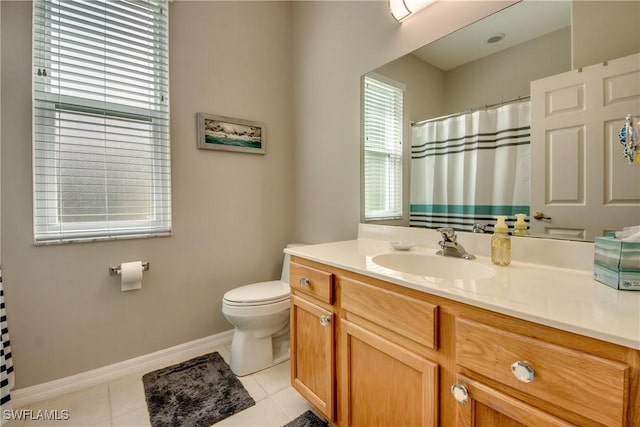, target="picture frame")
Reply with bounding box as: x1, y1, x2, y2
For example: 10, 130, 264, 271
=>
196, 113, 266, 154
